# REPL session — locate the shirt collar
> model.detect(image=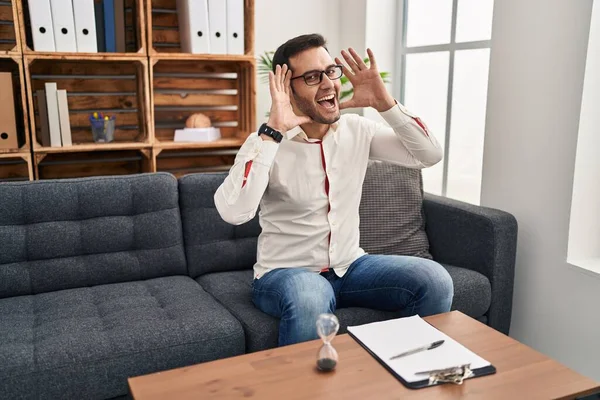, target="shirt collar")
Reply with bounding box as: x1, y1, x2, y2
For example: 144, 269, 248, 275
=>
284, 121, 340, 143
